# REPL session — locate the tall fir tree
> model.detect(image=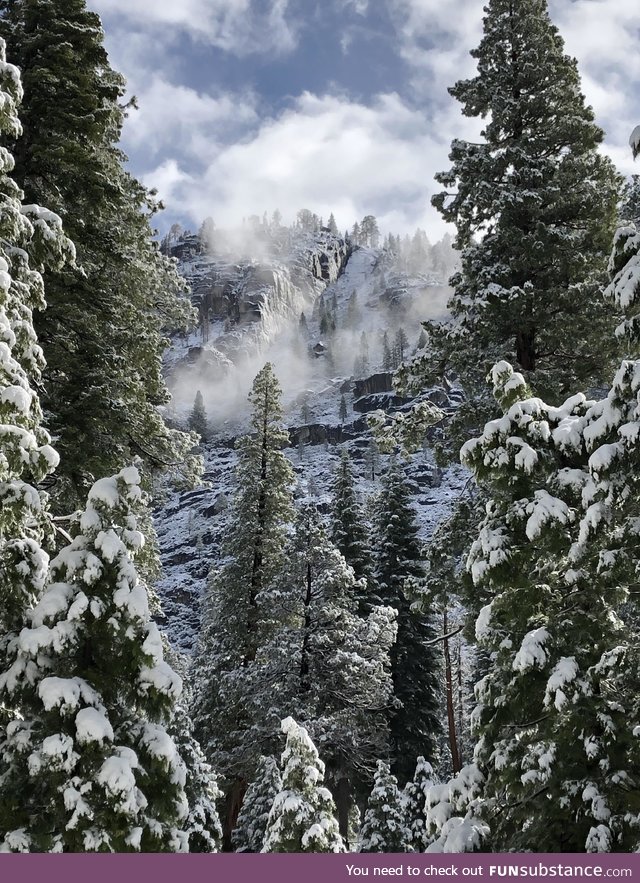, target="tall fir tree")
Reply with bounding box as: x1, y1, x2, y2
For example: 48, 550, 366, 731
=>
259, 502, 396, 842
432, 358, 640, 852
169, 702, 222, 853
0, 0, 199, 509
233, 755, 282, 853
262, 718, 344, 853
0, 468, 190, 851
358, 761, 409, 853
0, 36, 74, 693
373, 459, 441, 783
188, 390, 208, 442
191, 364, 295, 845
404, 756, 437, 853
399, 0, 621, 454
330, 449, 372, 603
